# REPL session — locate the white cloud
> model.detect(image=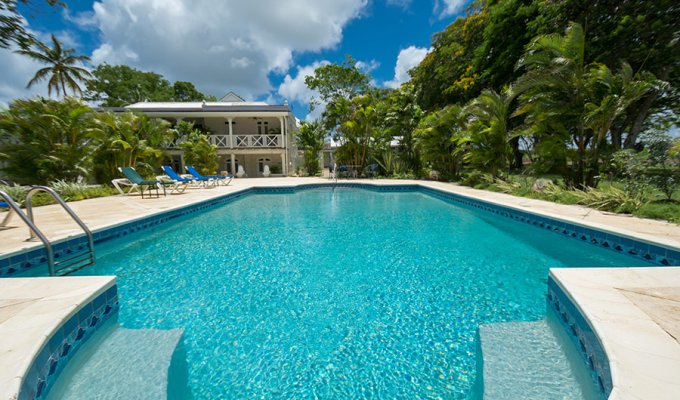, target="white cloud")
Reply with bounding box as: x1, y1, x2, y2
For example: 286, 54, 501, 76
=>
0, 48, 49, 107
63, 9, 98, 30
355, 59, 380, 73
87, 0, 368, 100
385, 0, 412, 10
277, 60, 329, 120
278, 61, 328, 104
435, 0, 468, 18
384, 46, 429, 88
